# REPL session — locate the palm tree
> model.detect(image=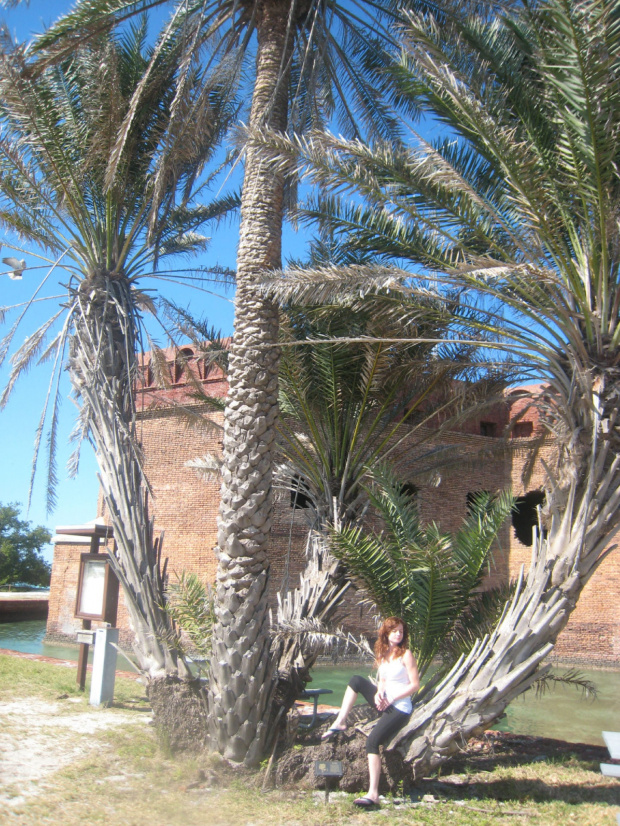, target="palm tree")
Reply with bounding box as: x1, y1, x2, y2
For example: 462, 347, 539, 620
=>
0, 21, 237, 746
330, 467, 514, 676
276, 302, 506, 531
35, 0, 508, 763
261, 0, 620, 777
